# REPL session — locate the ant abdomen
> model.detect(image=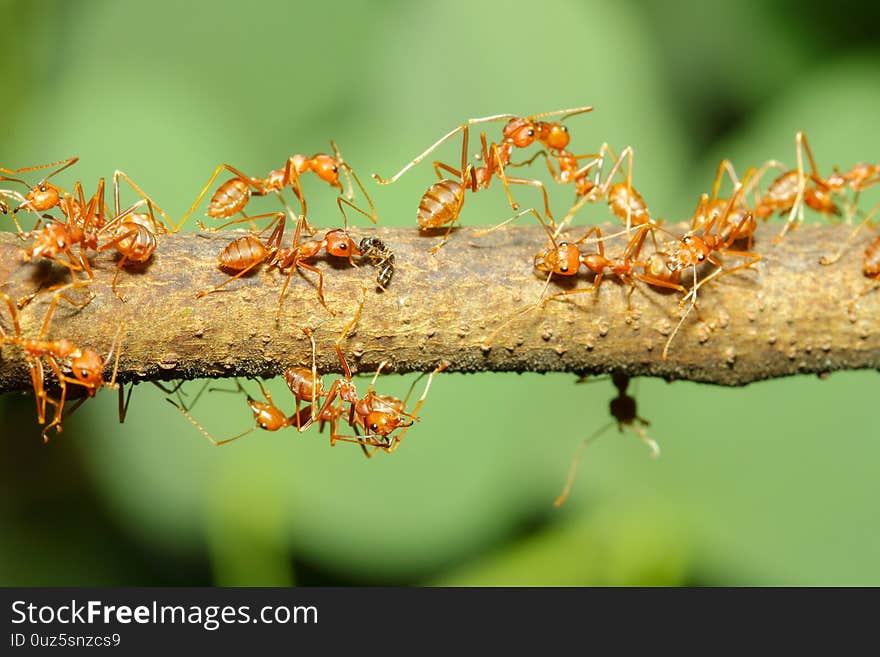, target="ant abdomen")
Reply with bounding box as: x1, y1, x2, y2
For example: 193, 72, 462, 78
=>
218, 235, 269, 272
208, 178, 253, 218
418, 179, 464, 230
